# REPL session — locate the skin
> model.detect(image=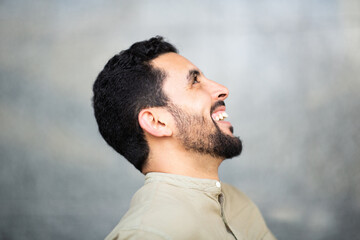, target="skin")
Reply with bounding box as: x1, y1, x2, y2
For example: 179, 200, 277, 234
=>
139, 53, 233, 180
